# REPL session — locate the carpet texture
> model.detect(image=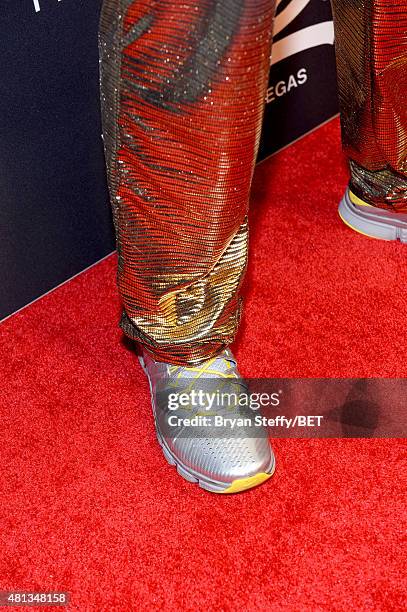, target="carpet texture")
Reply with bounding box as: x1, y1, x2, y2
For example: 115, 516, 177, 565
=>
1, 119, 406, 611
